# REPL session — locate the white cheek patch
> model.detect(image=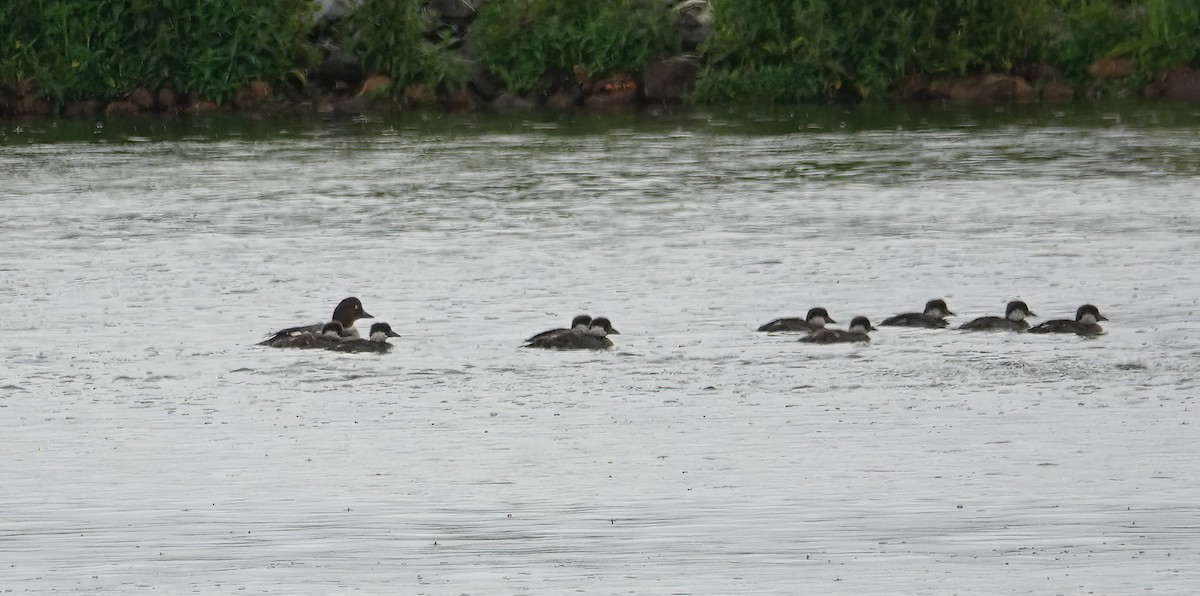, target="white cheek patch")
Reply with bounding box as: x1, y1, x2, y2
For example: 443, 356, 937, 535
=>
1079, 313, 1097, 325
811, 316, 827, 327
1009, 310, 1026, 322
